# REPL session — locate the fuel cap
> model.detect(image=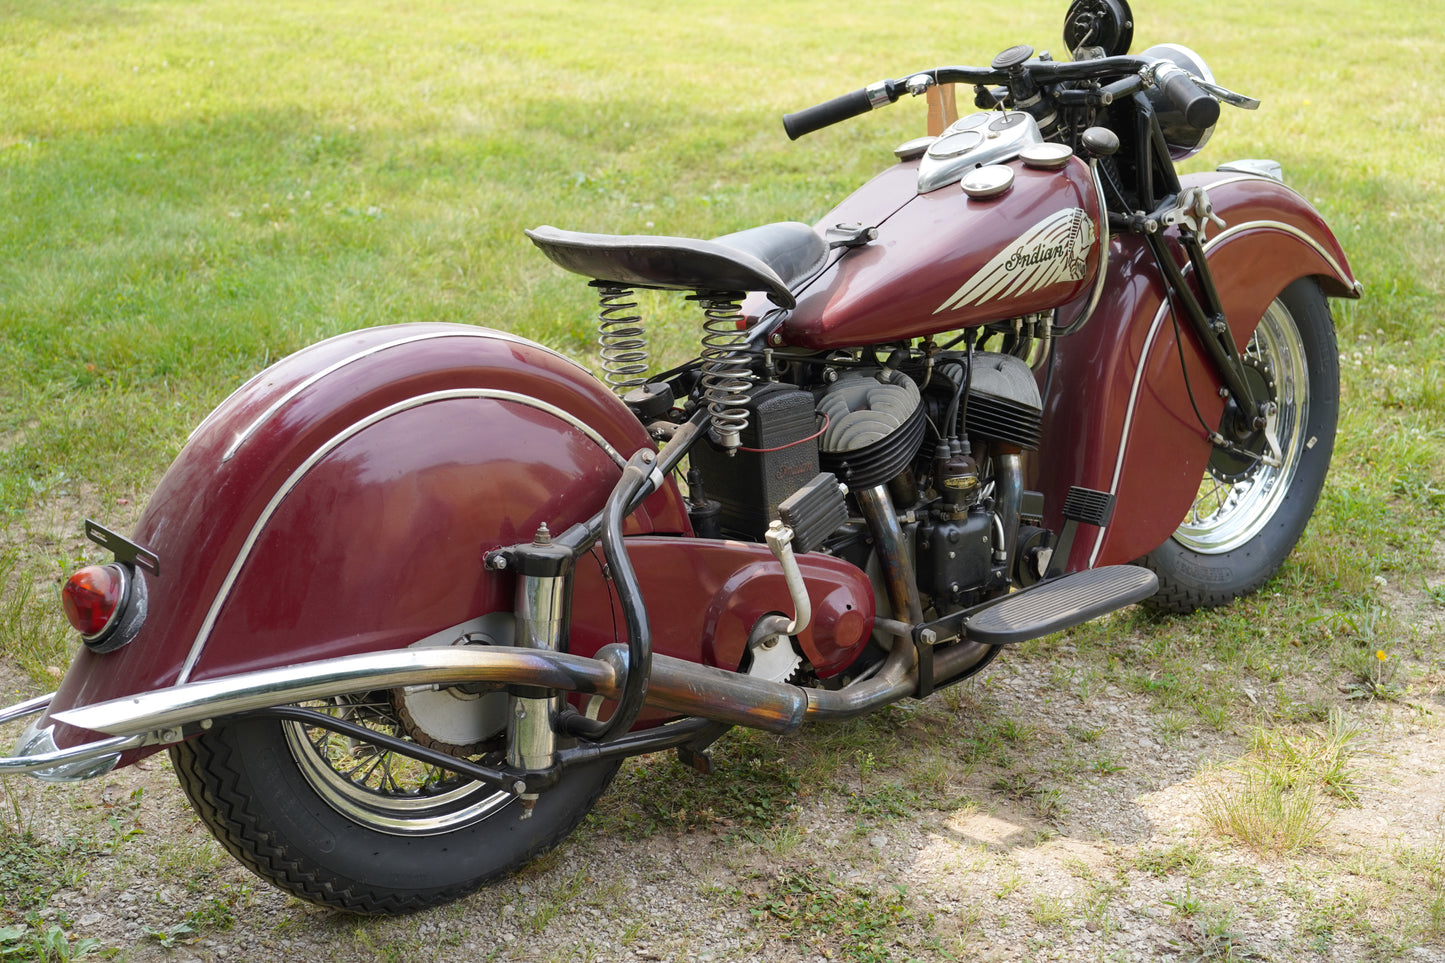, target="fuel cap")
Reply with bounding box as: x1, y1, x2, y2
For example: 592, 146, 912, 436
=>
961, 164, 1015, 199
1020, 143, 1075, 170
